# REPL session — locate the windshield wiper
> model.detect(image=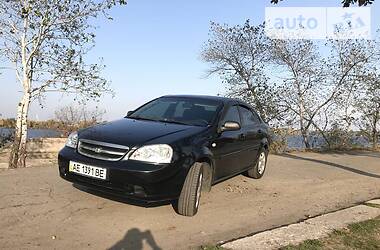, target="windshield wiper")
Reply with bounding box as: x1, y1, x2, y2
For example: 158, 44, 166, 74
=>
129, 116, 158, 122
157, 119, 191, 126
